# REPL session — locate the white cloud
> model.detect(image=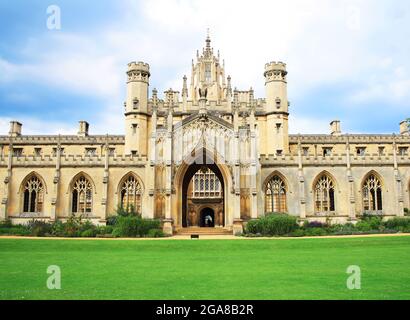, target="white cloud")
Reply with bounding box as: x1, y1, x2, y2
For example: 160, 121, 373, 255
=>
0, 34, 122, 99
0, 116, 76, 135
1, 0, 410, 134
350, 64, 410, 104
289, 116, 330, 134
